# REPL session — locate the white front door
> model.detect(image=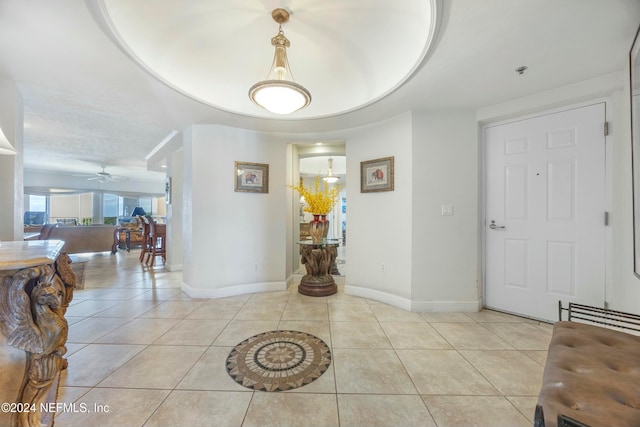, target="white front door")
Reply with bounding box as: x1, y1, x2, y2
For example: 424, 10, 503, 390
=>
485, 103, 606, 322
